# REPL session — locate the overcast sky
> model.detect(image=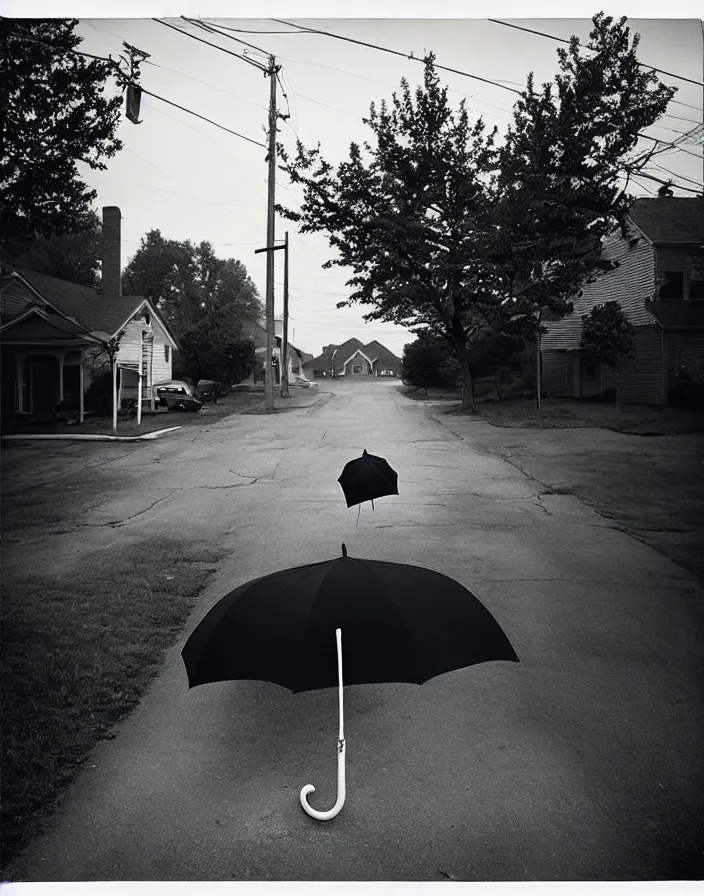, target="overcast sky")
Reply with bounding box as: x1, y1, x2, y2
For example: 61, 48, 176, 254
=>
13, 3, 704, 359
